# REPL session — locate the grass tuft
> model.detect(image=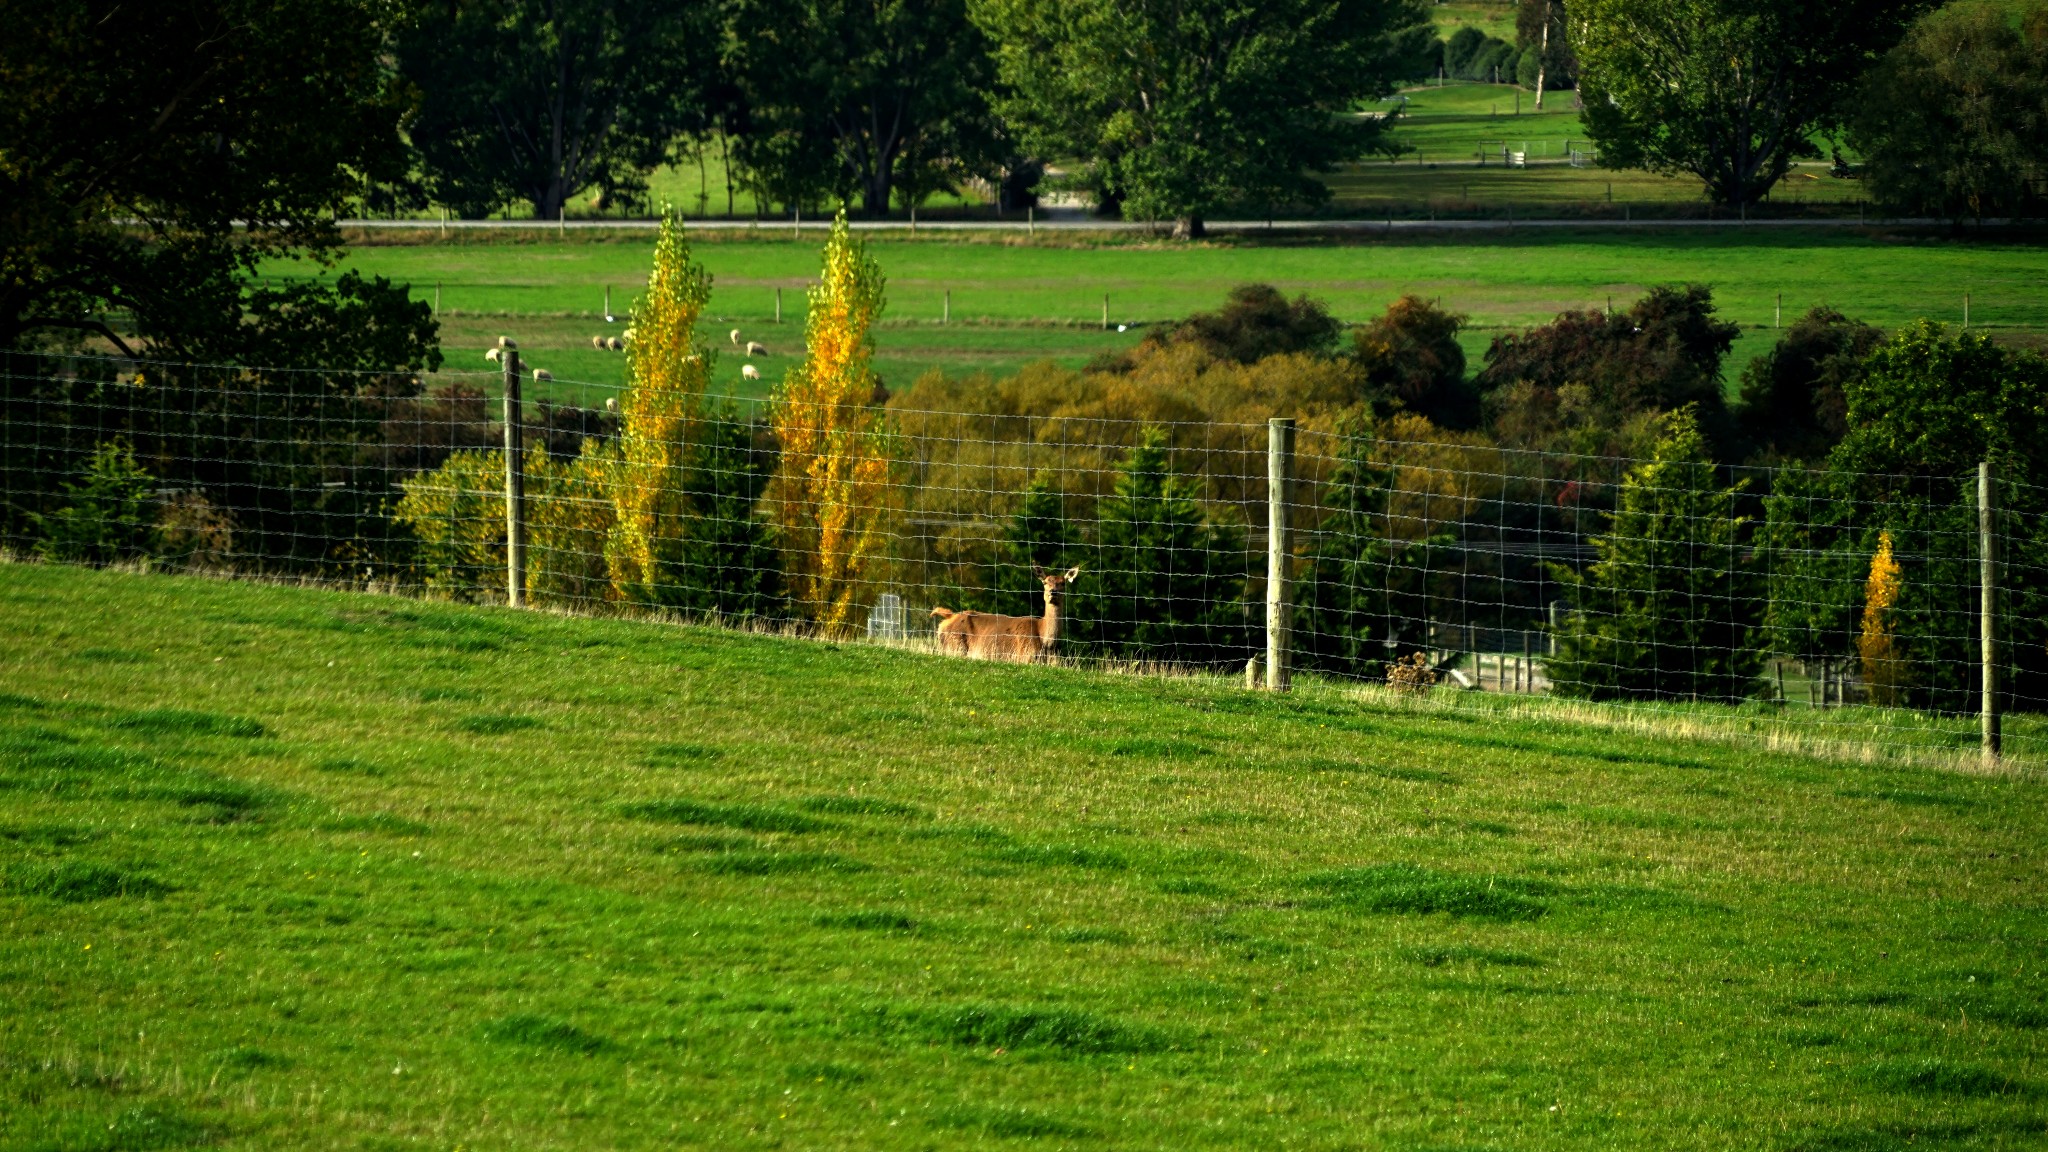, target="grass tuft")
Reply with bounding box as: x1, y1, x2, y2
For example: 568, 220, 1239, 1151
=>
113, 708, 265, 739
480, 1013, 611, 1055
934, 1105, 1097, 1139
620, 798, 826, 834
4, 861, 169, 902
1403, 944, 1547, 968
702, 851, 869, 876
1303, 863, 1554, 921
455, 714, 544, 735
1859, 1059, 2031, 1098
911, 1003, 1167, 1054
815, 910, 917, 932
799, 795, 930, 819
